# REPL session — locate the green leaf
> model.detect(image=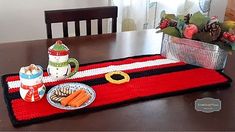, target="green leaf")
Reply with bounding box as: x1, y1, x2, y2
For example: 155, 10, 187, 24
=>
189, 12, 209, 30
231, 43, 235, 50
192, 32, 213, 43
165, 14, 176, 20
176, 19, 186, 37
160, 27, 181, 38
177, 15, 185, 21
160, 10, 176, 20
